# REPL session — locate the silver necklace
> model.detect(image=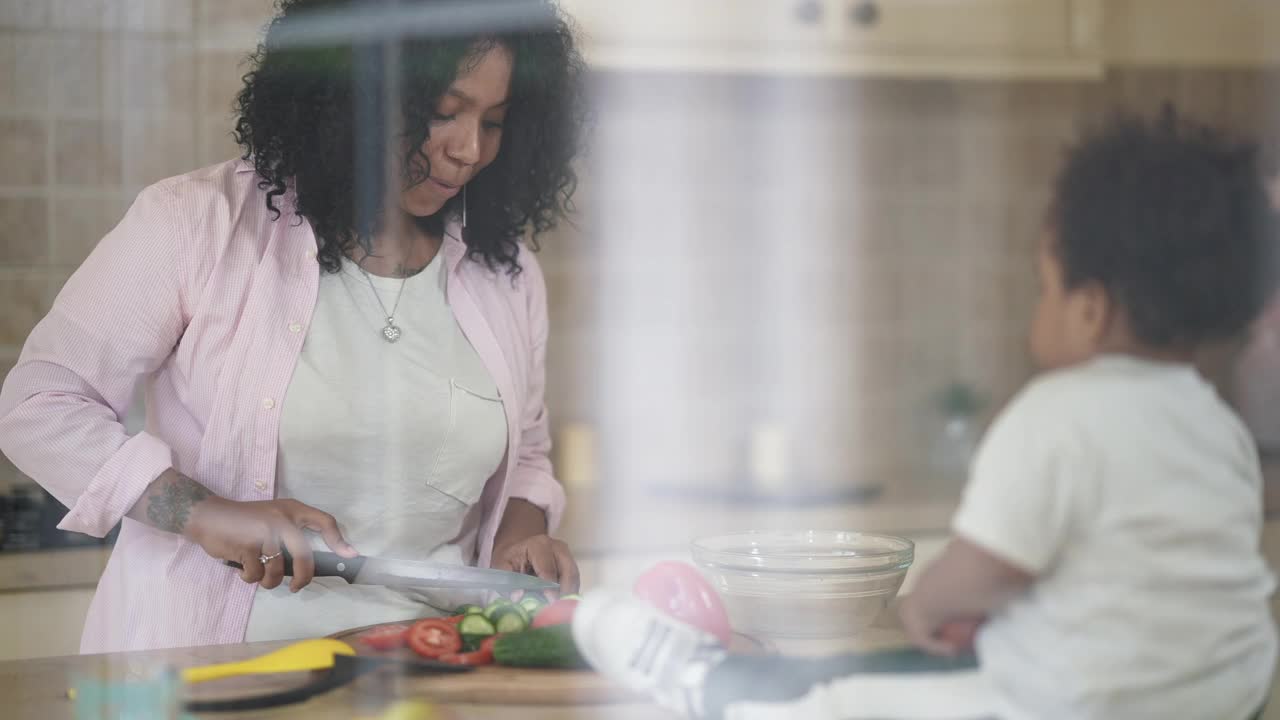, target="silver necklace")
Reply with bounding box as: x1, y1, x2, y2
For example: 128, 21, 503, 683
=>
358, 266, 408, 343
